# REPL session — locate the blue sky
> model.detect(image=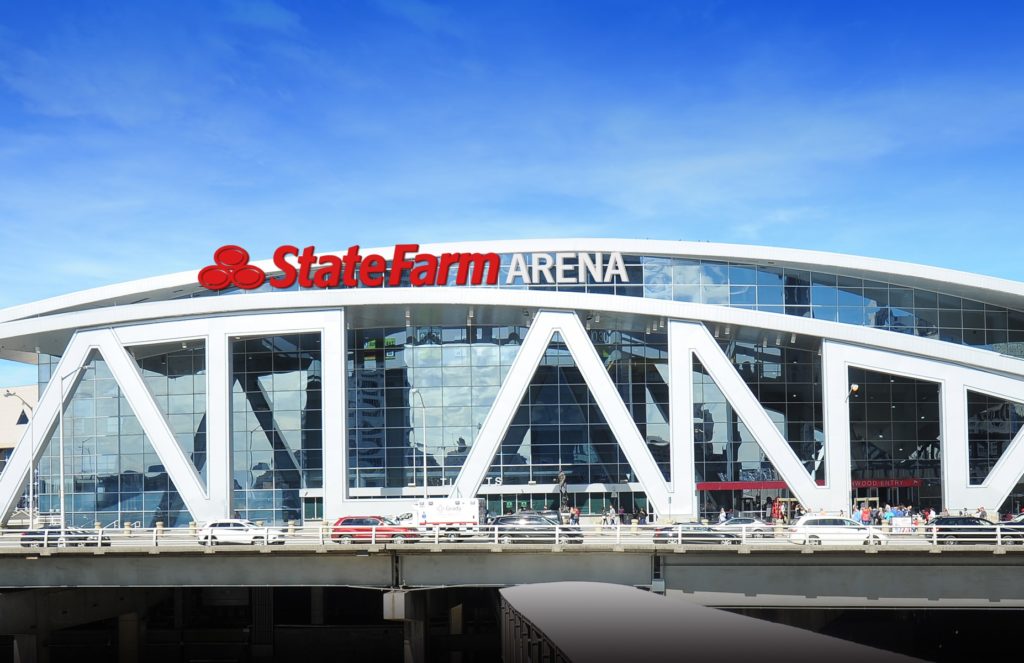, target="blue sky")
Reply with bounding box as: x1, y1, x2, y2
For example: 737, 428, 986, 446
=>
2, 1, 1024, 385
